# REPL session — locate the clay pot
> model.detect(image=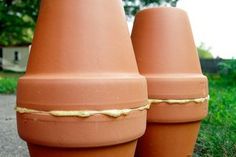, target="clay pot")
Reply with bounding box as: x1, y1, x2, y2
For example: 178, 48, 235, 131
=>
16, 0, 148, 156
131, 7, 208, 157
